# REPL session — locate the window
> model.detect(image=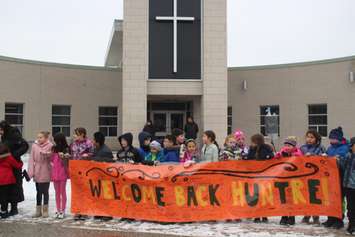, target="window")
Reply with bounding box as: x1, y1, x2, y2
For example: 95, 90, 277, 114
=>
260, 105, 280, 136
308, 104, 327, 137
52, 105, 71, 137
5, 103, 24, 134
228, 106, 232, 134
99, 107, 118, 137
